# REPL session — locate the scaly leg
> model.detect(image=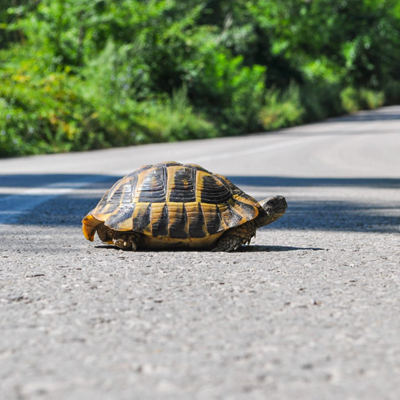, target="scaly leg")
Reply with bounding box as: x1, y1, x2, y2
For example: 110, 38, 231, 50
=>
212, 221, 256, 252
97, 223, 140, 251
112, 234, 140, 251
